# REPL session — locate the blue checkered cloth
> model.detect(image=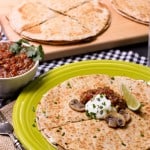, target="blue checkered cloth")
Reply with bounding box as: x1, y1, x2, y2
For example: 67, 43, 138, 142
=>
36, 50, 147, 77
0, 32, 148, 107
